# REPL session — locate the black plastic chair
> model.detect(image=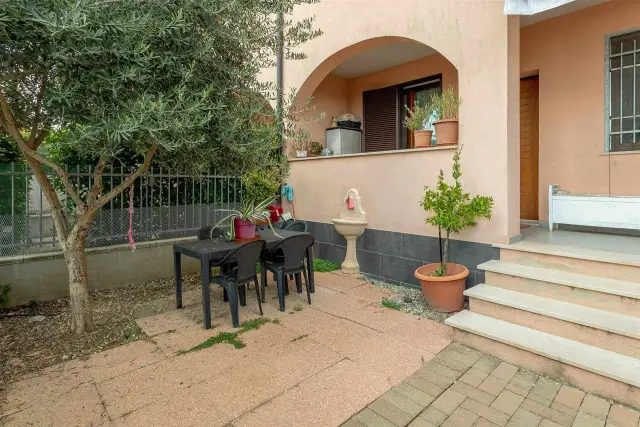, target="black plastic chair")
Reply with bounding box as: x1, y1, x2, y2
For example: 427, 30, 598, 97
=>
210, 240, 266, 327
261, 234, 314, 312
